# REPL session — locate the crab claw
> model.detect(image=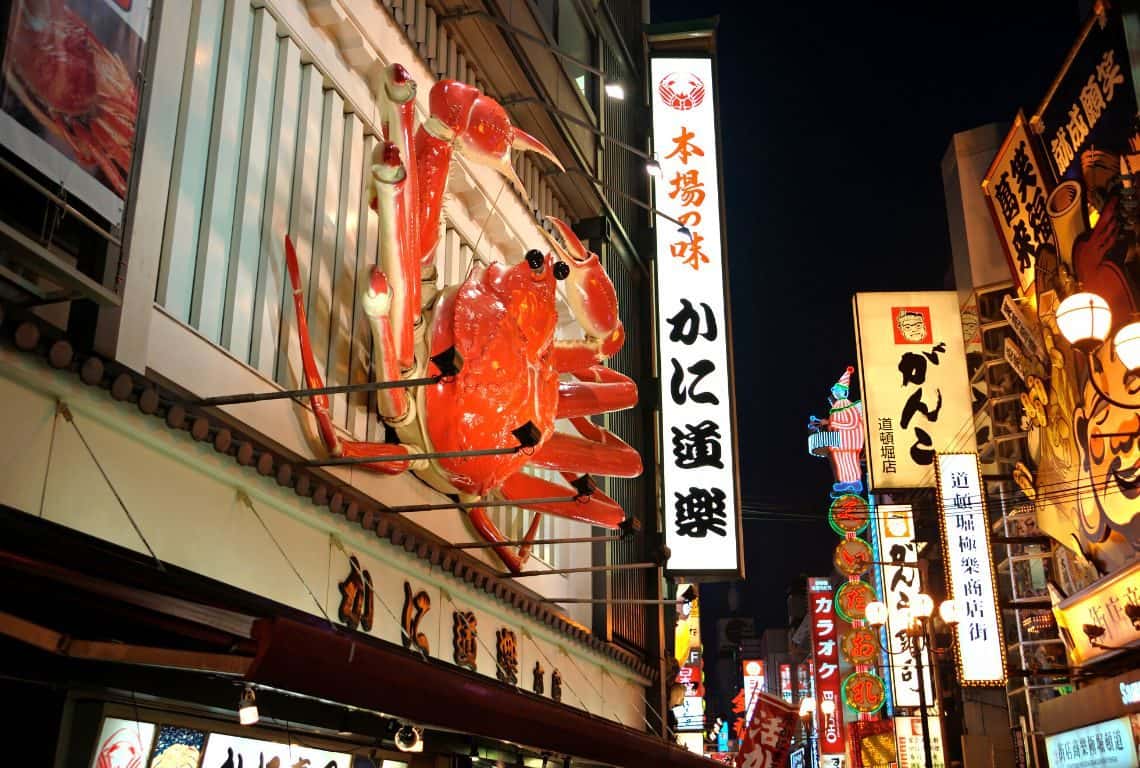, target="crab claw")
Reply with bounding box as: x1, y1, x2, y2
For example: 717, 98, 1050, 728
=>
543, 217, 621, 345
425, 80, 563, 196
